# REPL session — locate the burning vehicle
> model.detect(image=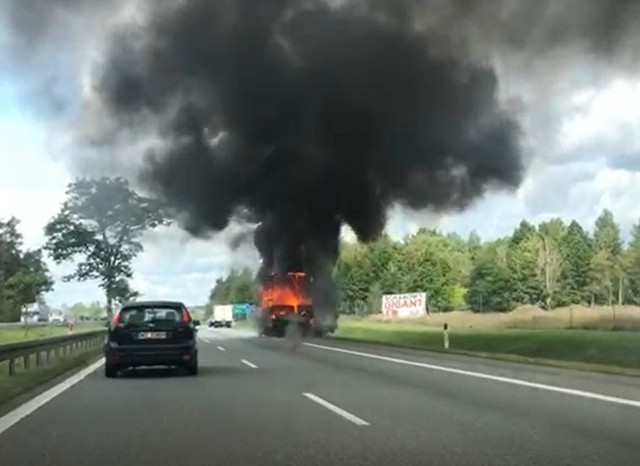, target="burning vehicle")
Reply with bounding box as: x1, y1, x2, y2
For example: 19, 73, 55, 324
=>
257, 272, 338, 338
257, 272, 314, 337
252, 214, 340, 338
